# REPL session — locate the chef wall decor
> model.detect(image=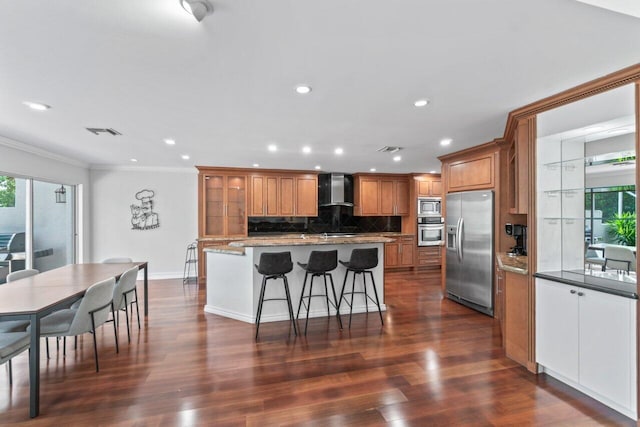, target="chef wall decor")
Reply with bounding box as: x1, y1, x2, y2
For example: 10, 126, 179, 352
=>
131, 189, 160, 230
